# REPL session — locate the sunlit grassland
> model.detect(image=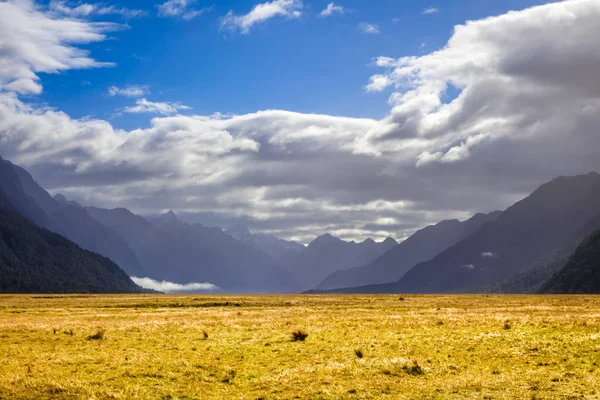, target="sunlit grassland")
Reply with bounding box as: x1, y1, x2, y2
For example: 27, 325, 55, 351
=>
0, 294, 599, 399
